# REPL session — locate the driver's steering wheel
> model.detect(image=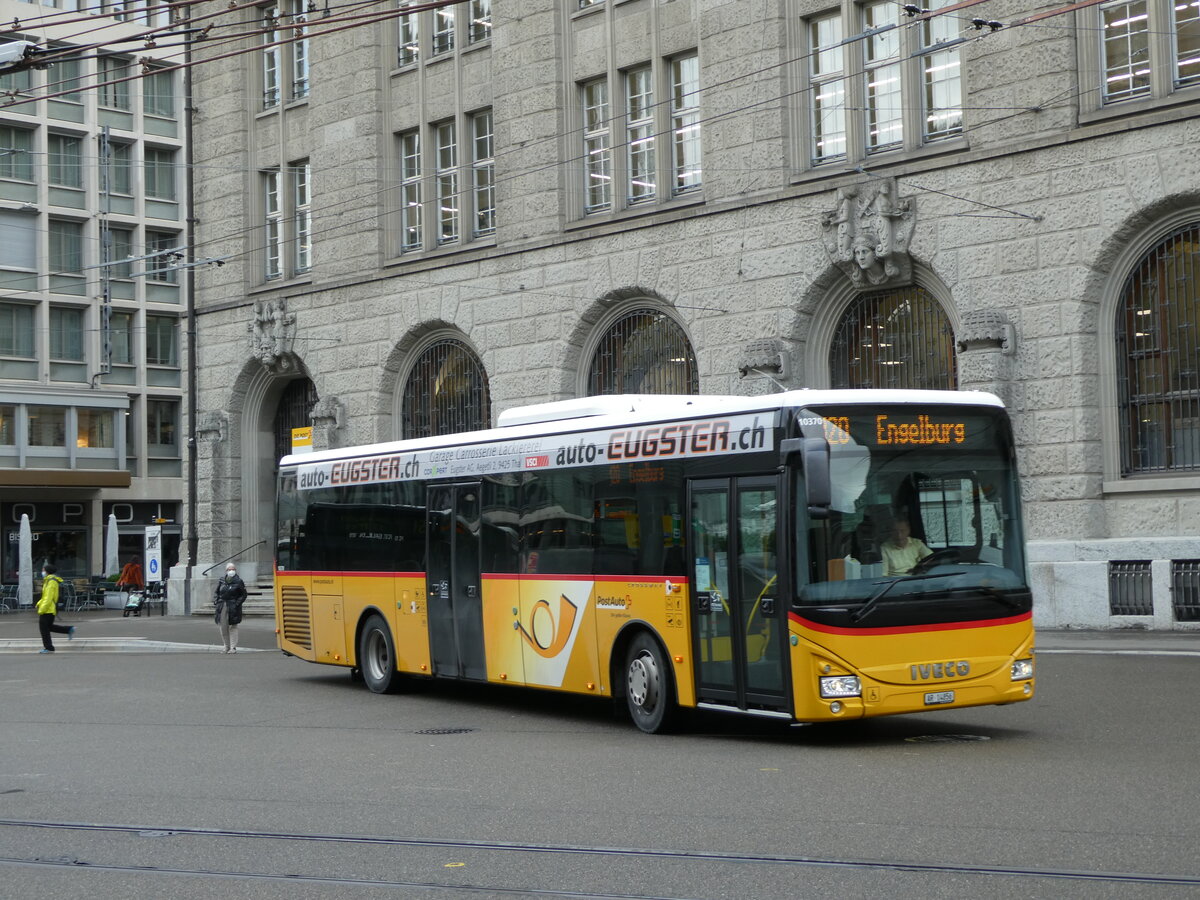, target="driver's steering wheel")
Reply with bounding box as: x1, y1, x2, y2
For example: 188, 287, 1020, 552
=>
911, 548, 959, 574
